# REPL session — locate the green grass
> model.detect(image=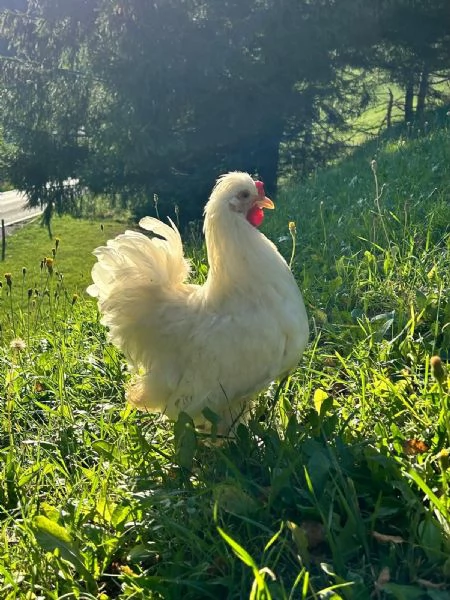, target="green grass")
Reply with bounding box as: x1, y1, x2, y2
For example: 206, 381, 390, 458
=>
2, 215, 129, 295
348, 76, 433, 143
348, 81, 406, 144
1, 111, 450, 599
348, 76, 450, 145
